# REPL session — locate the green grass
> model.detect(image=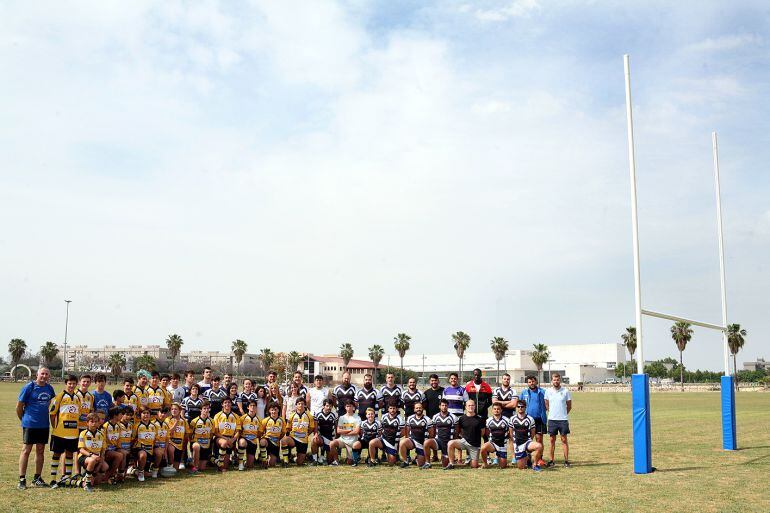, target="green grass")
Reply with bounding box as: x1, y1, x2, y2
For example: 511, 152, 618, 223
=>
2, 383, 769, 513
